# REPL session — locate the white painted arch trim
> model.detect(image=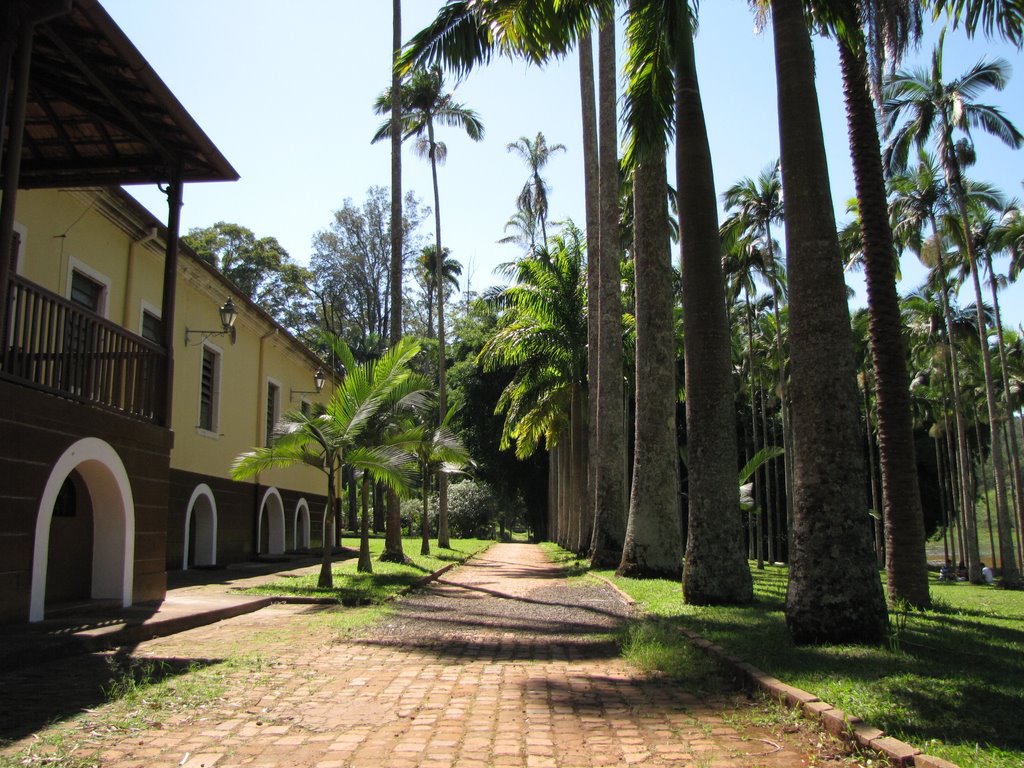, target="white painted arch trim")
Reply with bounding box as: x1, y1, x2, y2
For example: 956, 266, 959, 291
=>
30, 438, 135, 622
183, 484, 218, 569
294, 498, 311, 550
257, 486, 285, 555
